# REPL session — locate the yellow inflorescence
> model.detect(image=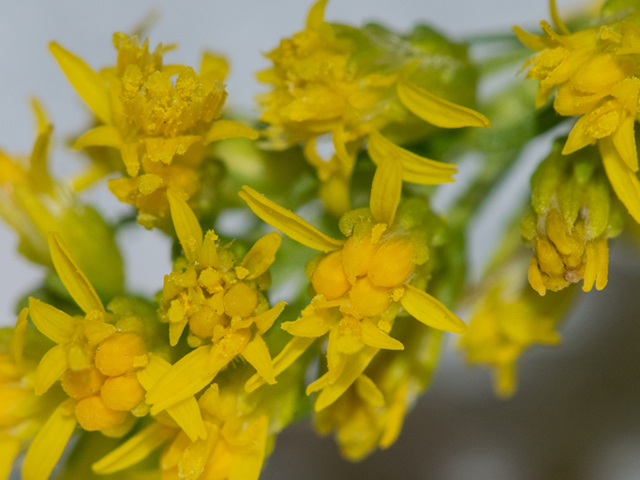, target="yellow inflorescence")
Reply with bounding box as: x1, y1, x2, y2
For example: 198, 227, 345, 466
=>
51, 33, 258, 228
516, 17, 640, 223
258, 0, 489, 215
